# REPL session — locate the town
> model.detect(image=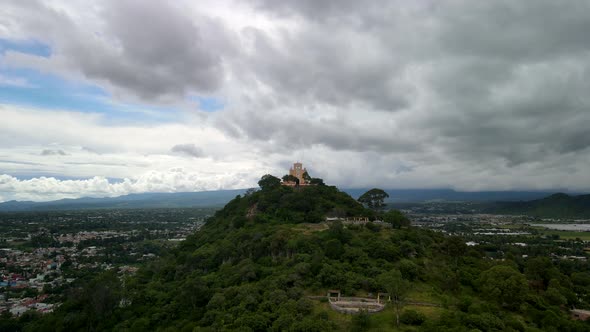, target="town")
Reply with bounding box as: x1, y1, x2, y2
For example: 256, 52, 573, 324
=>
0, 208, 210, 317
